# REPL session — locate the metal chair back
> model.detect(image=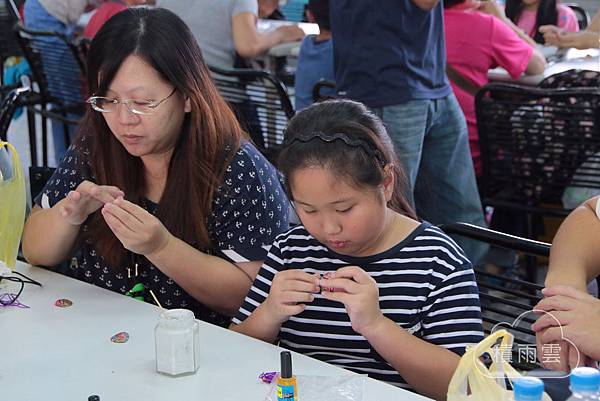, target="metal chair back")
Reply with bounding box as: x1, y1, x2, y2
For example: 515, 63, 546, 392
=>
209, 66, 294, 164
